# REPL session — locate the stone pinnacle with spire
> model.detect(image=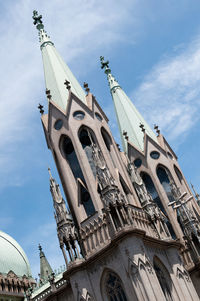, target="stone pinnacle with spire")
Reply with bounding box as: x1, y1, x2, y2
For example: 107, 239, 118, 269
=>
191, 183, 200, 206
48, 168, 72, 223
100, 56, 157, 152
32, 10, 86, 111
38, 244, 53, 283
